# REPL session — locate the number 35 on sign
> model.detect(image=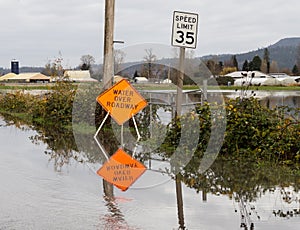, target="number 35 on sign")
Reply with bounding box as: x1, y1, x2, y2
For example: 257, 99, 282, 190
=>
172, 11, 199, 49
